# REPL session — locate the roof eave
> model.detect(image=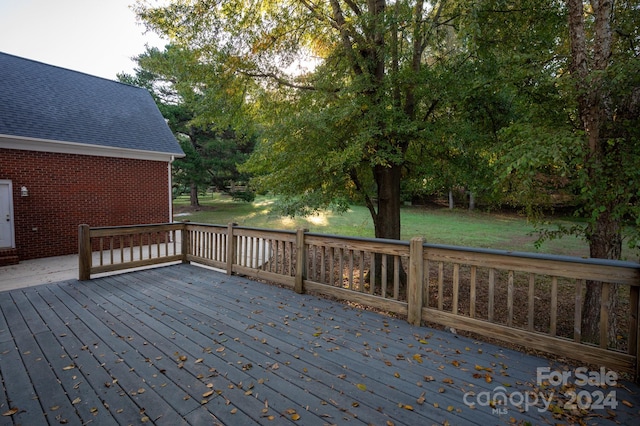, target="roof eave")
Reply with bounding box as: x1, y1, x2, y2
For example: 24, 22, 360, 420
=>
0, 134, 186, 162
